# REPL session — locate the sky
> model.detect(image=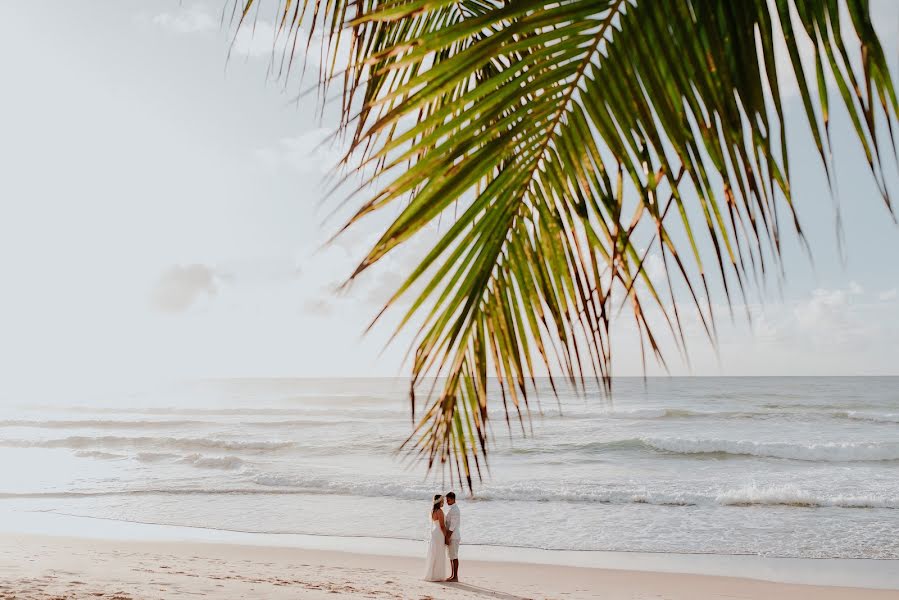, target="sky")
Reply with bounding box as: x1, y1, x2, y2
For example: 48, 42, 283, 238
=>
0, 1, 898, 389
